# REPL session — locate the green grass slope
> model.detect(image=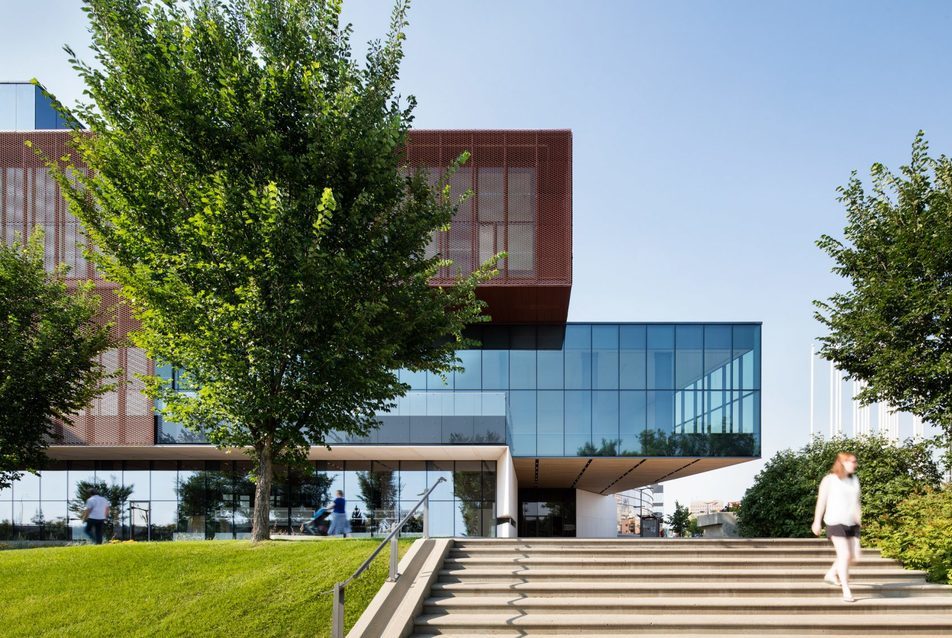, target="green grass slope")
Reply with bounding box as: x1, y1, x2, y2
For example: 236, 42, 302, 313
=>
0, 539, 410, 637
